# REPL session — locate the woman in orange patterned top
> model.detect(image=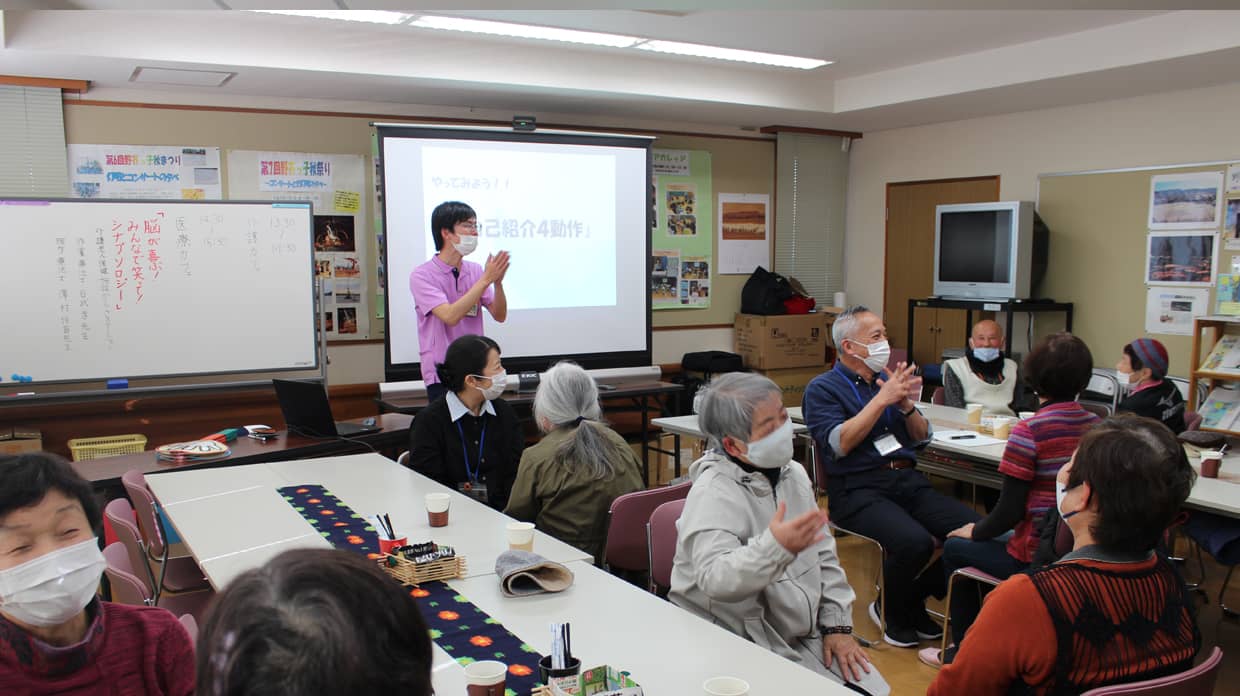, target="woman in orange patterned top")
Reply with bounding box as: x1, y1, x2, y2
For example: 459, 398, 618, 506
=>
928, 414, 1200, 696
